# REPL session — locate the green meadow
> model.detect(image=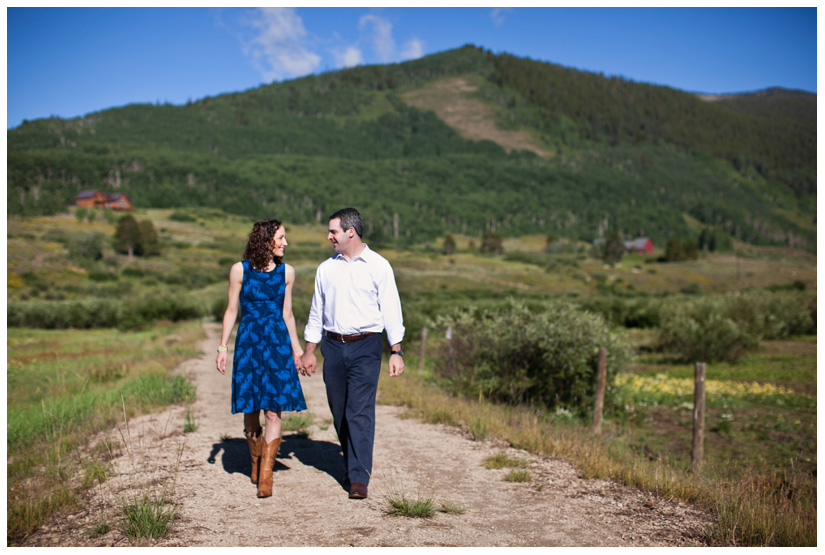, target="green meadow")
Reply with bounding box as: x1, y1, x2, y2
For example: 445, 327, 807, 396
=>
7, 208, 817, 545
6, 322, 203, 543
